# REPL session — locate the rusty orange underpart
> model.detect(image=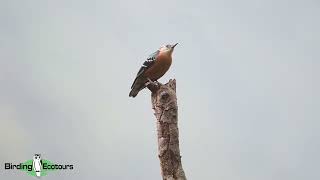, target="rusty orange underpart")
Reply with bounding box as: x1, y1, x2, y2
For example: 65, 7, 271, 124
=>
144, 53, 172, 81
